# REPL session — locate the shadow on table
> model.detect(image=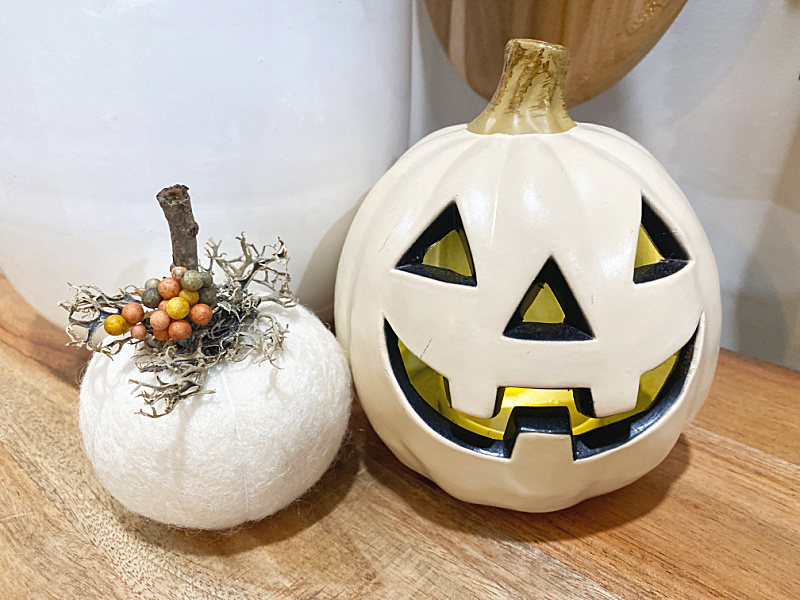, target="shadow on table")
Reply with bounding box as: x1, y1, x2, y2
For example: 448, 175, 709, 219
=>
111, 402, 691, 554
109, 409, 363, 557
363, 420, 693, 543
